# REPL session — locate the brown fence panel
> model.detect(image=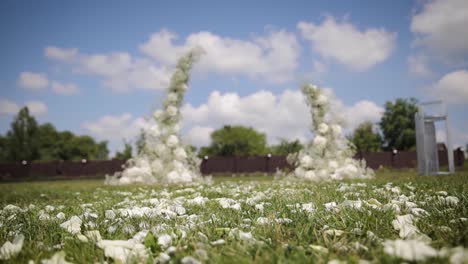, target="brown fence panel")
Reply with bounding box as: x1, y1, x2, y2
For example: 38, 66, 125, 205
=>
268, 156, 292, 173
393, 151, 417, 168
454, 149, 465, 167
0, 151, 465, 181
201, 157, 236, 174
358, 152, 392, 170
0, 163, 29, 180
236, 157, 267, 173
31, 161, 61, 177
